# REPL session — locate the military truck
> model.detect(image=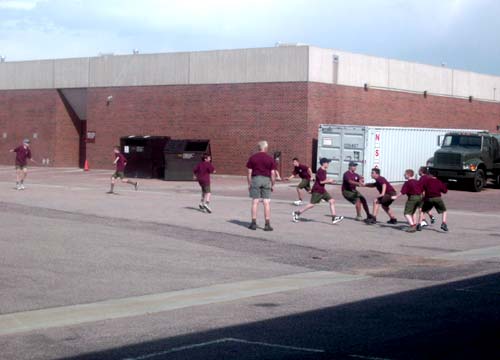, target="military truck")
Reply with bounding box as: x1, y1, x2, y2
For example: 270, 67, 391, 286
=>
427, 132, 500, 192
